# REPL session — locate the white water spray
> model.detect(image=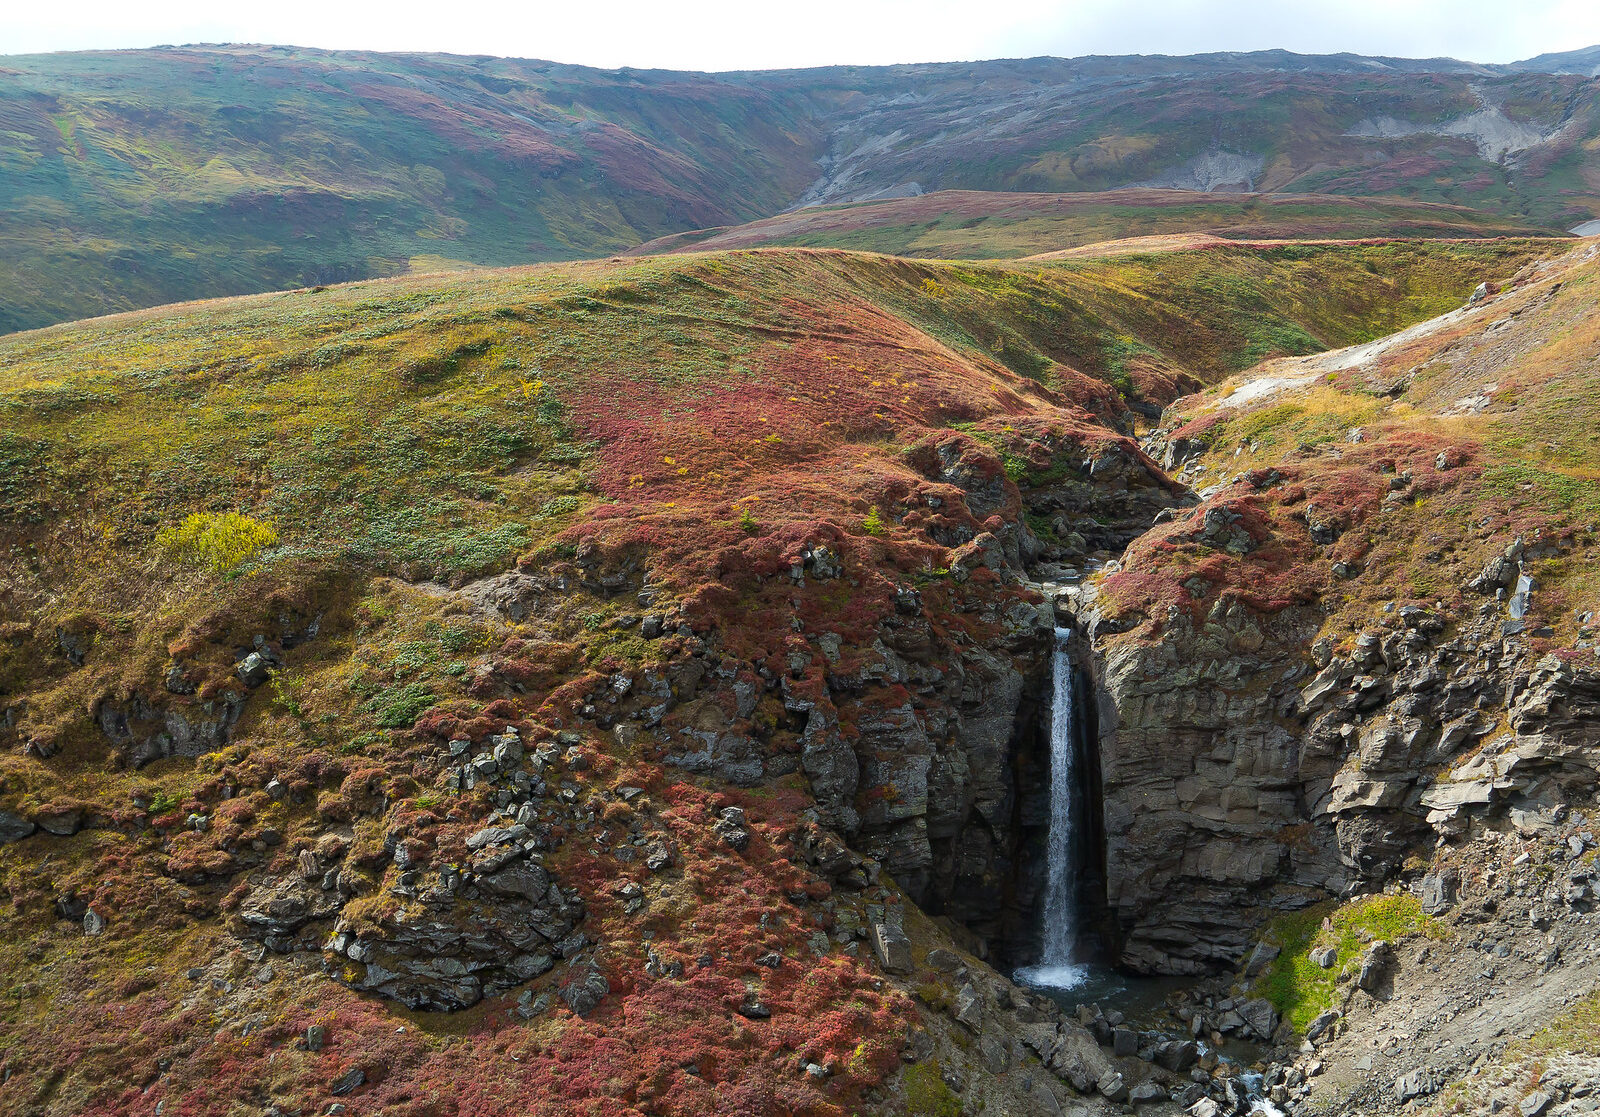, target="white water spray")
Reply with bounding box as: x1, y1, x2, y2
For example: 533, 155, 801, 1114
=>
1016, 626, 1088, 990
